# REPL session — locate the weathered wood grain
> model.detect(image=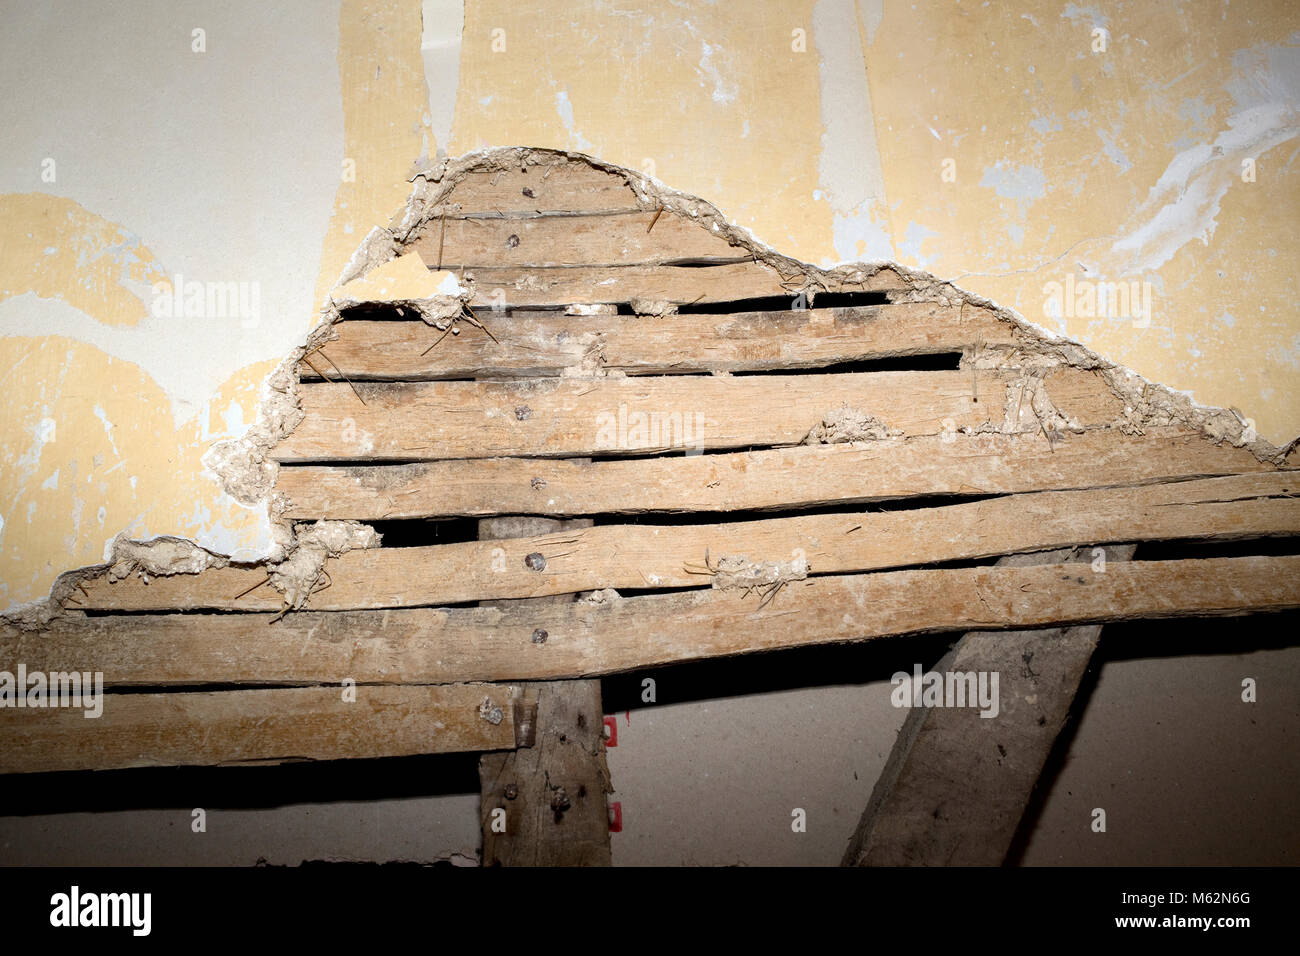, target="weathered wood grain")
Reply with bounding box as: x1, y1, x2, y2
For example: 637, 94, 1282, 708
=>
446, 262, 908, 308
273, 367, 1121, 462
302, 302, 1016, 381
409, 209, 742, 269
277, 427, 1282, 520
476, 514, 611, 867
435, 165, 639, 216
0, 683, 518, 775
14, 555, 1300, 688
